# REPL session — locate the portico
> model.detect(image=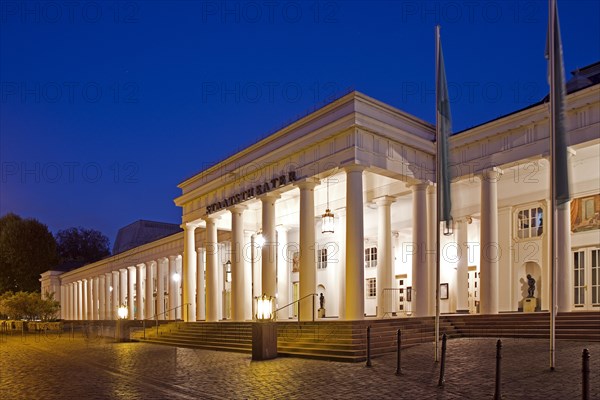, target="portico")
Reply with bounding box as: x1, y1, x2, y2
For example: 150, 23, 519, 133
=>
43, 79, 600, 322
